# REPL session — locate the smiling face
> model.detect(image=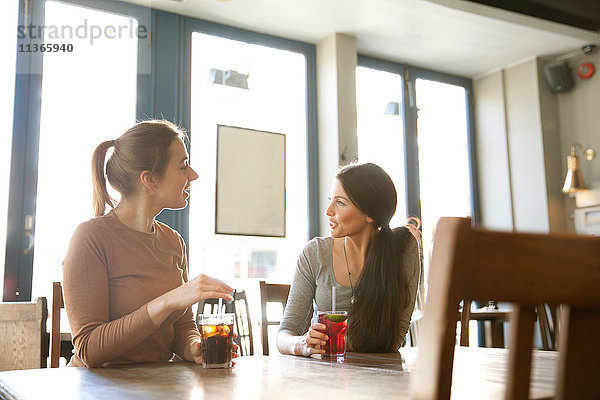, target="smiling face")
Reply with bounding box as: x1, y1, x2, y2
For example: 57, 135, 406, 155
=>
326, 179, 374, 238
152, 139, 199, 210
